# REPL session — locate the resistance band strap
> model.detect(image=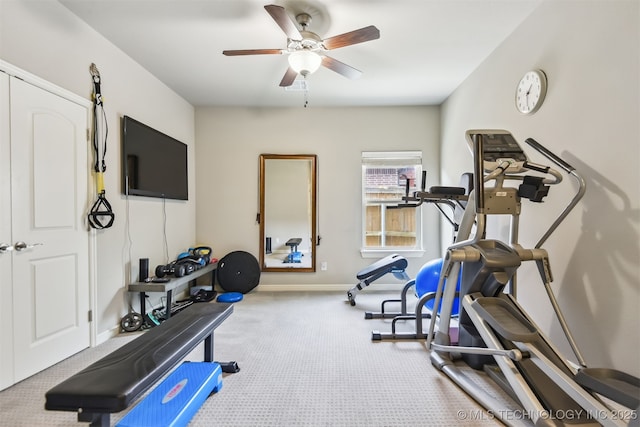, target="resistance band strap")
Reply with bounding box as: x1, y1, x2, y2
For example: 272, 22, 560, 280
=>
90, 63, 107, 173
88, 63, 114, 229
